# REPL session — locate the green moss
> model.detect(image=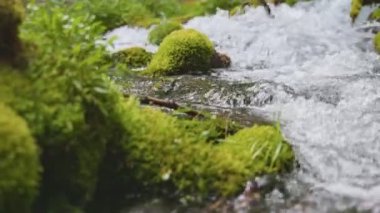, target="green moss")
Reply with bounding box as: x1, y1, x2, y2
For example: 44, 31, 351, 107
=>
350, 0, 363, 22
369, 7, 380, 21
285, 0, 298, 6
0, 102, 40, 213
111, 100, 294, 197
223, 125, 294, 175
146, 29, 215, 75
148, 21, 183, 45
373, 32, 380, 53
112, 47, 153, 68
0, 0, 25, 24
